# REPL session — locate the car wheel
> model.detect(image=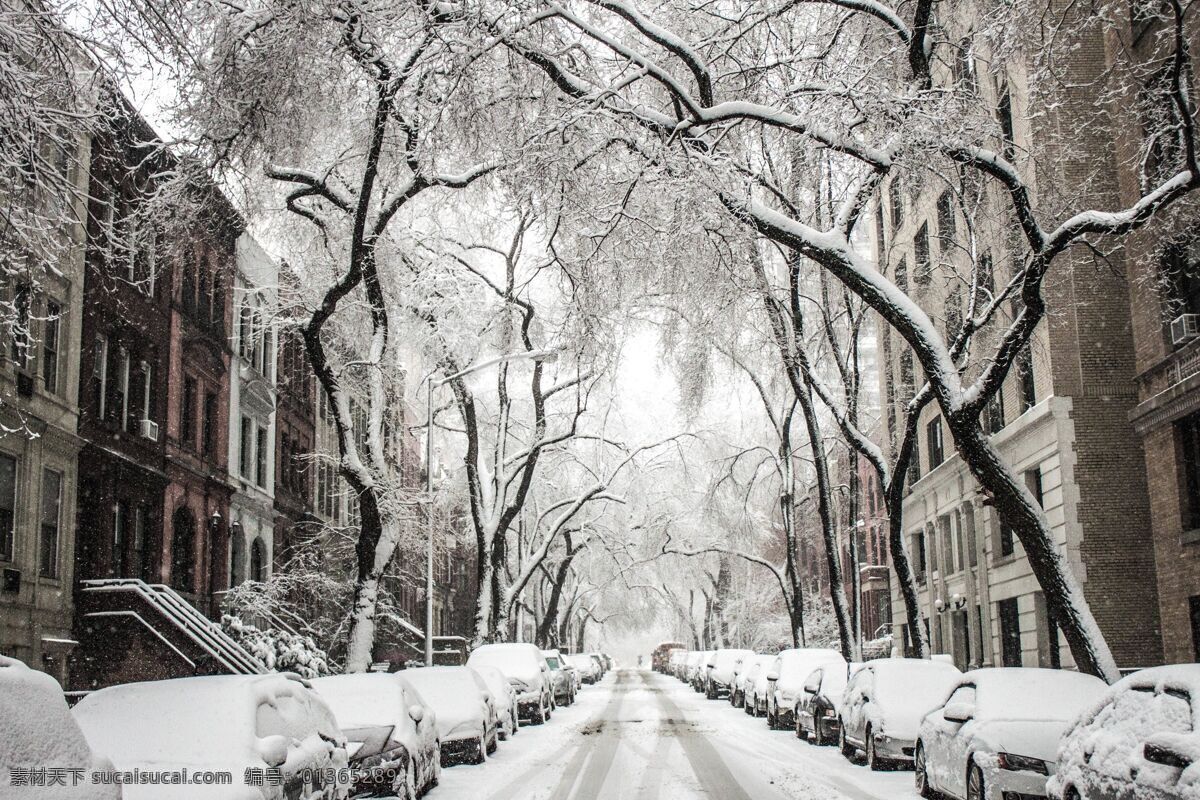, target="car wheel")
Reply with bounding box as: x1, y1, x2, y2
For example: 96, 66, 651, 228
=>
814, 717, 825, 746
404, 767, 418, 800
1064, 788, 1081, 800
512, 710, 520, 734
966, 763, 984, 800
430, 745, 442, 787
533, 700, 547, 725
867, 728, 887, 770
795, 714, 806, 740
839, 725, 855, 759
487, 729, 498, 755
914, 743, 933, 798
